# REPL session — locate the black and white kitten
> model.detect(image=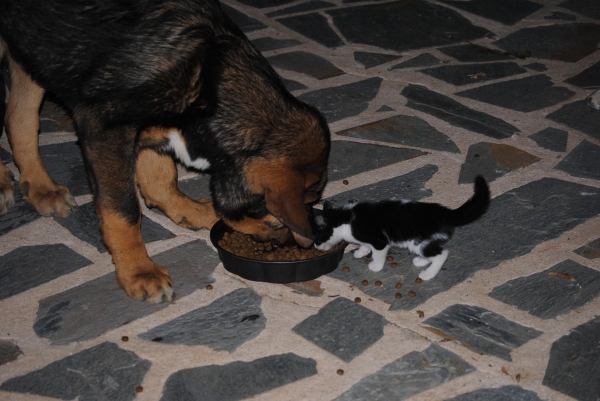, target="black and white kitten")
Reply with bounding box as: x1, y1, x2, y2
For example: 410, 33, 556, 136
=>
314, 176, 490, 281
